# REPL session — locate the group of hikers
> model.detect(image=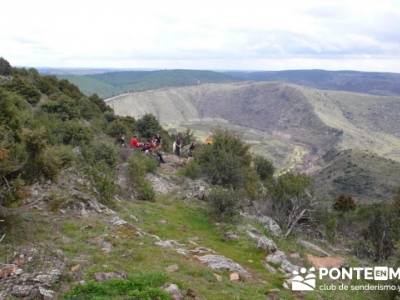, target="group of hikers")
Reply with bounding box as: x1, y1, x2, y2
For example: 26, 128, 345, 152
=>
116, 132, 197, 164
